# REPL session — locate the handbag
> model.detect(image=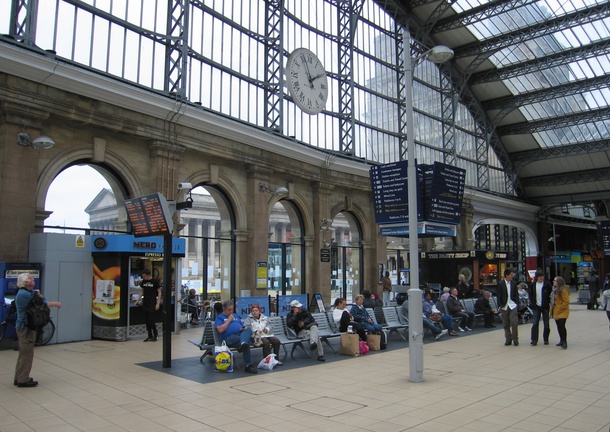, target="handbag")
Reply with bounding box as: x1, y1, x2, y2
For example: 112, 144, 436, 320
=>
359, 340, 369, 355
339, 333, 360, 356
252, 330, 263, 347
257, 353, 279, 371
214, 341, 234, 372
429, 313, 442, 322
366, 333, 381, 351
